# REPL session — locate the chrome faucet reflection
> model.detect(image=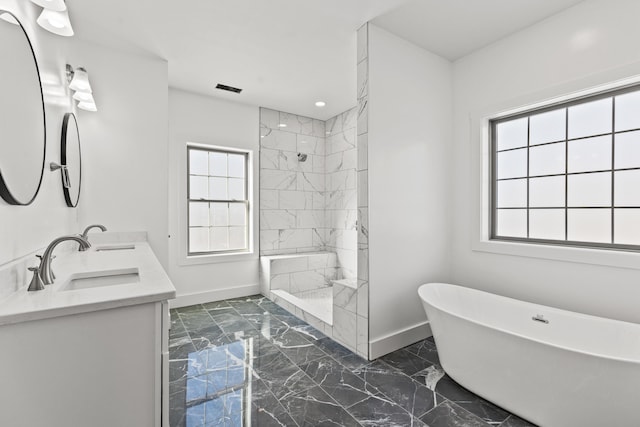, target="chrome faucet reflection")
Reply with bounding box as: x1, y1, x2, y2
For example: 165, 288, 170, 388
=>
40, 235, 90, 285
79, 224, 107, 251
